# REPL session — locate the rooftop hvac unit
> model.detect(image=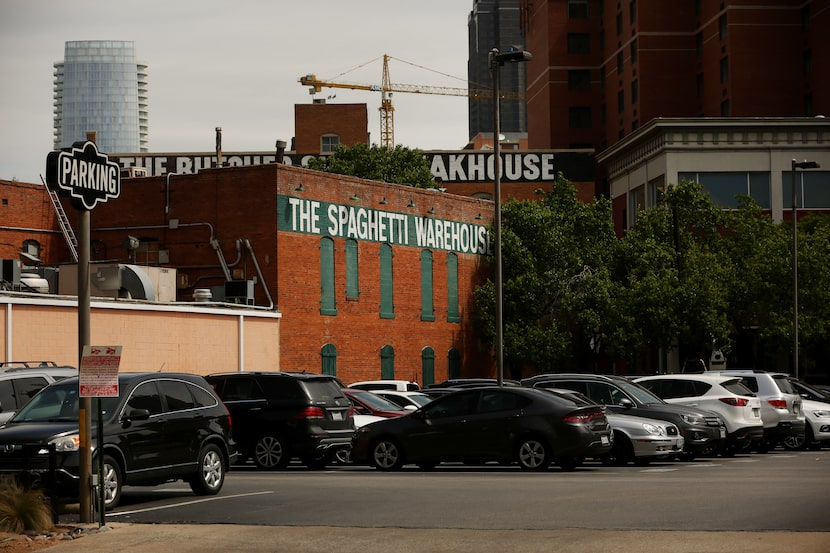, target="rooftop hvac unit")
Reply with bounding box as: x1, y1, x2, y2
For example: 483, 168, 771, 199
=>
224, 280, 254, 304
